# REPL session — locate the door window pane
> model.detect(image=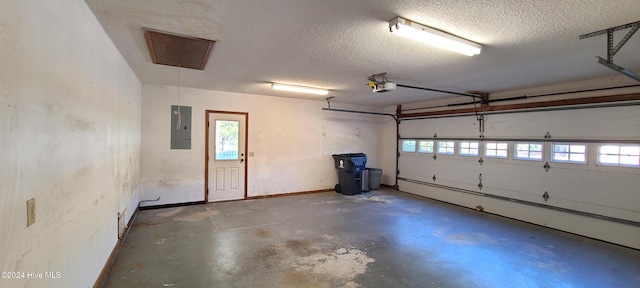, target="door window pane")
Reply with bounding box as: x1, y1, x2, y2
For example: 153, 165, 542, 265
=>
402, 140, 417, 152
418, 141, 434, 153
215, 120, 239, 160
551, 143, 587, 164
514, 142, 544, 161
437, 141, 455, 155
598, 144, 640, 167
459, 141, 479, 156
485, 142, 508, 158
